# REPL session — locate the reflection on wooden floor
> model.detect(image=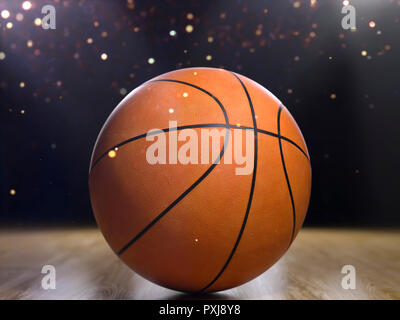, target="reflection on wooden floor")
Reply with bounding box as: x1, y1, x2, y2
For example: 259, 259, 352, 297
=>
0, 228, 398, 300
